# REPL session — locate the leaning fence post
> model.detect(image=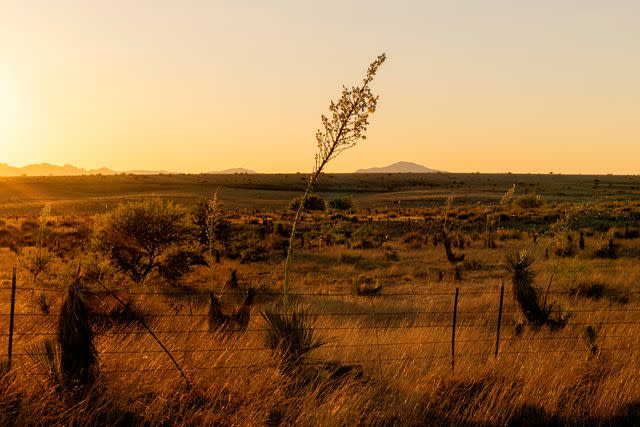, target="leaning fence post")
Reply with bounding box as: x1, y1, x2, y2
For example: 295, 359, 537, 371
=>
495, 280, 504, 358
451, 287, 459, 372
7, 267, 17, 371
